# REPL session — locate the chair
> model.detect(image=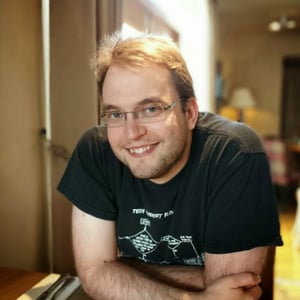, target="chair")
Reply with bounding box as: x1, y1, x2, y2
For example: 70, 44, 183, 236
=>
261, 137, 300, 298
262, 136, 300, 253
262, 136, 300, 209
